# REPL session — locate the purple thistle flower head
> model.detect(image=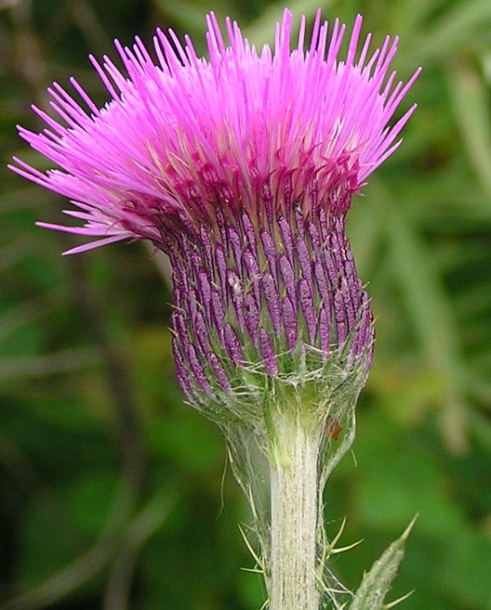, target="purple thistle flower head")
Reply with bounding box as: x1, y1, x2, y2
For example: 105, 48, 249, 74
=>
11, 11, 419, 429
